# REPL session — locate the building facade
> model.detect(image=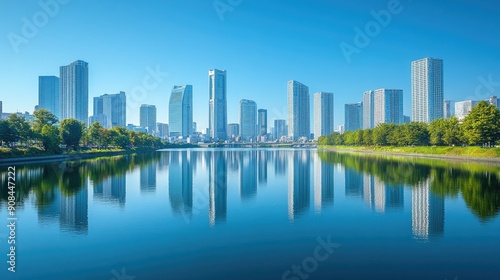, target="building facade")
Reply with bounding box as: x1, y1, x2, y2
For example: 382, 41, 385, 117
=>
92, 92, 126, 128
209, 69, 227, 140
140, 104, 157, 135
60, 60, 89, 125
411, 57, 444, 123
345, 102, 363, 132
169, 85, 193, 137
227, 123, 240, 139
443, 100, 454, 119
240, 99, 257, 141
363, 90, 374, 129
38, 76, 60, 120
258, 109, 267, 136
313, 92, 334, 140
288, 80, 310, 140
274, 119, 287, 140
373, 89, 403, 126
455, 100, 478, 120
